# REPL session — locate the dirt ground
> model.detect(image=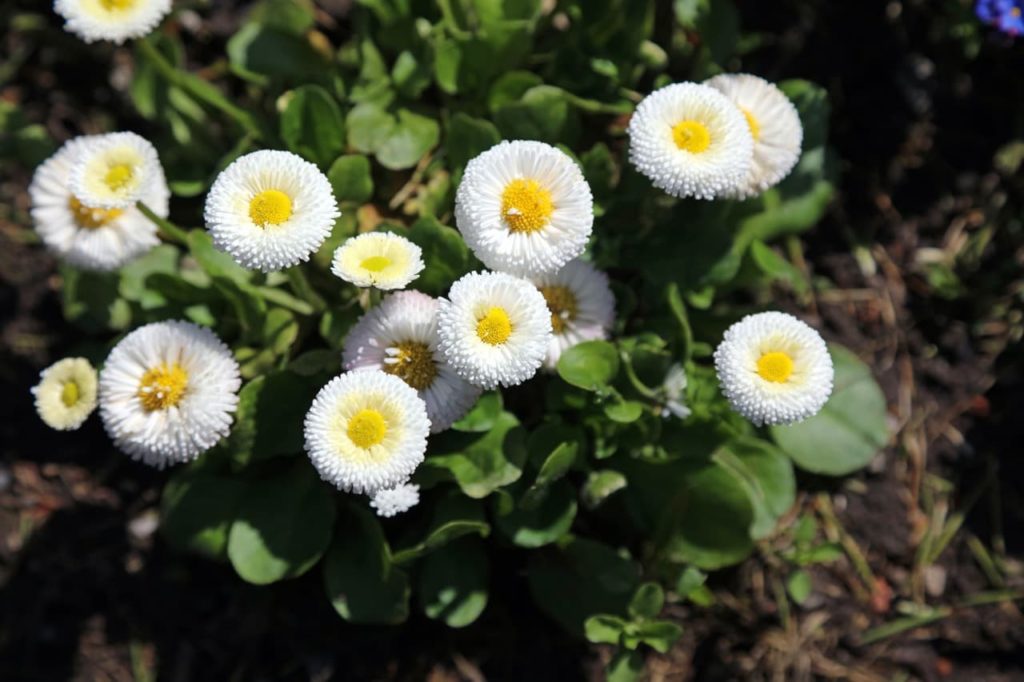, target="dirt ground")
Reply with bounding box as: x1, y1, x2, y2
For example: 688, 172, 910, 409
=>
2, 0, 1023, 680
